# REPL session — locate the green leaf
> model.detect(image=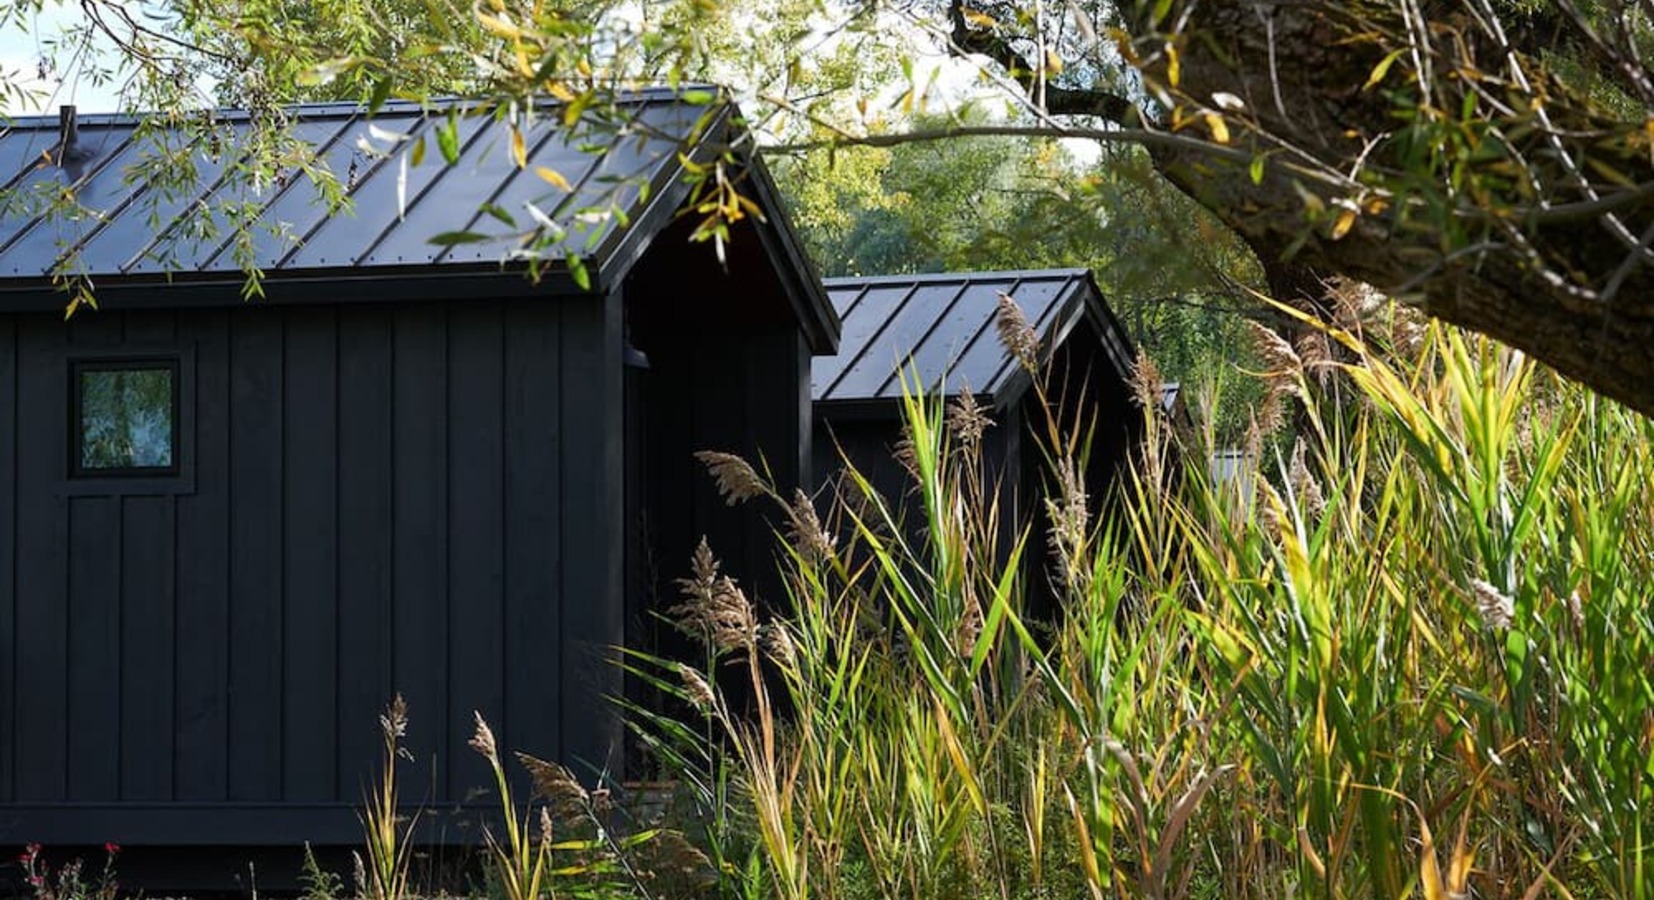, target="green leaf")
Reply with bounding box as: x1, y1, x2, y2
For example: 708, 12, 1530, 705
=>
1250, 154, 1266, 185
437, 113, 461, 164
368, 76, 393, 114
480, 203, 516, 227
566, 252, 591, 290
428, 230, 489, 246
